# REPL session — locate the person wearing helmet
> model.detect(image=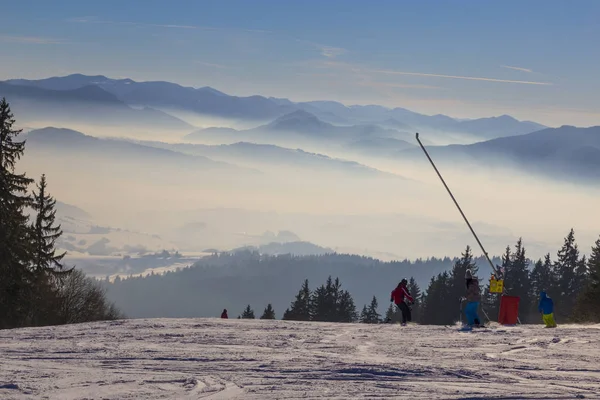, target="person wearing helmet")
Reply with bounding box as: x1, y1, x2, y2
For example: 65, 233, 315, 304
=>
464, 269, 482, 328
390, 279, 414, 326
221, 309, 228, 319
